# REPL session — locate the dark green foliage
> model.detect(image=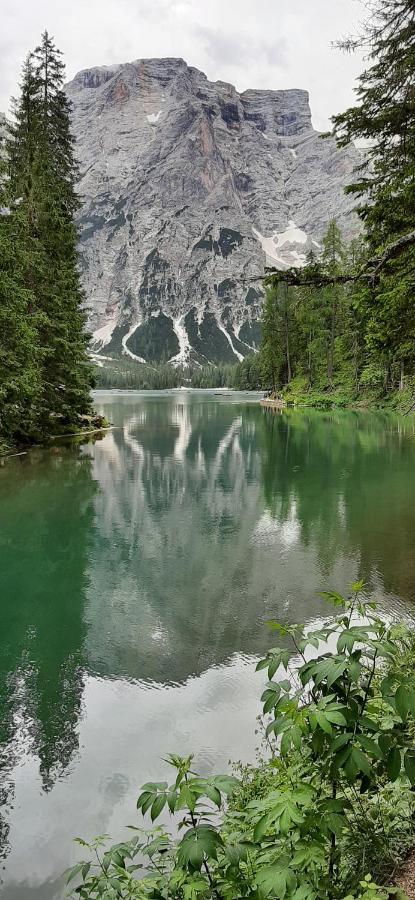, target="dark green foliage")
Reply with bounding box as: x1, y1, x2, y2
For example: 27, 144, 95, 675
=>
259, 222, 364, 399
127, 314, 180, 363
93, 354, 263, 391
0, 32, 94, 447
332, 0, 415, 395
0, 197, 43, 446
67, 587, 415, 899
260, 0, 415, 405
